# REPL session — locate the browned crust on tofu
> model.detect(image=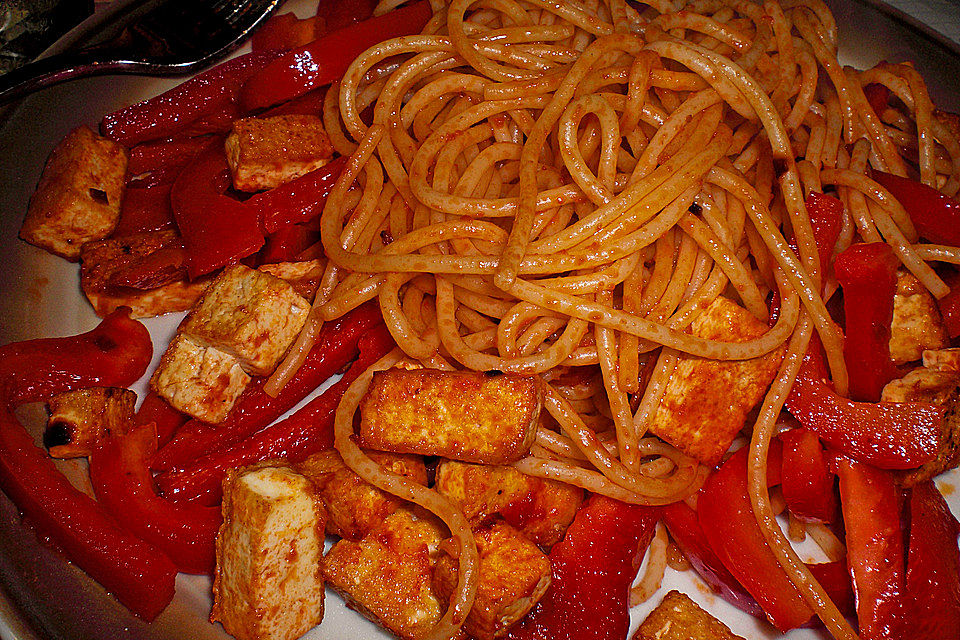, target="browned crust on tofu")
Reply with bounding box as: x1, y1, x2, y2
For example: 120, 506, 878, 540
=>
225, 115, 334, 192
21, 126, 127, 260
258, 260, 324, 302
649, 297, 785, 466
903, 387, 960, 487
359, 369, 542, 465
45, 387, 136, 458
890, 271, 948, 364
634, 590, 745, 640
